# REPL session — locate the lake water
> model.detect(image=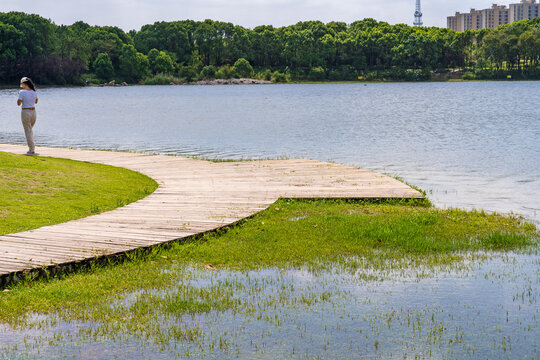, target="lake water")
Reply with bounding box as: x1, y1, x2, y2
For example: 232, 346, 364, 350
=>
0, 82, 538, 359
0, 82, 538, 221
1, 253, 538, 359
